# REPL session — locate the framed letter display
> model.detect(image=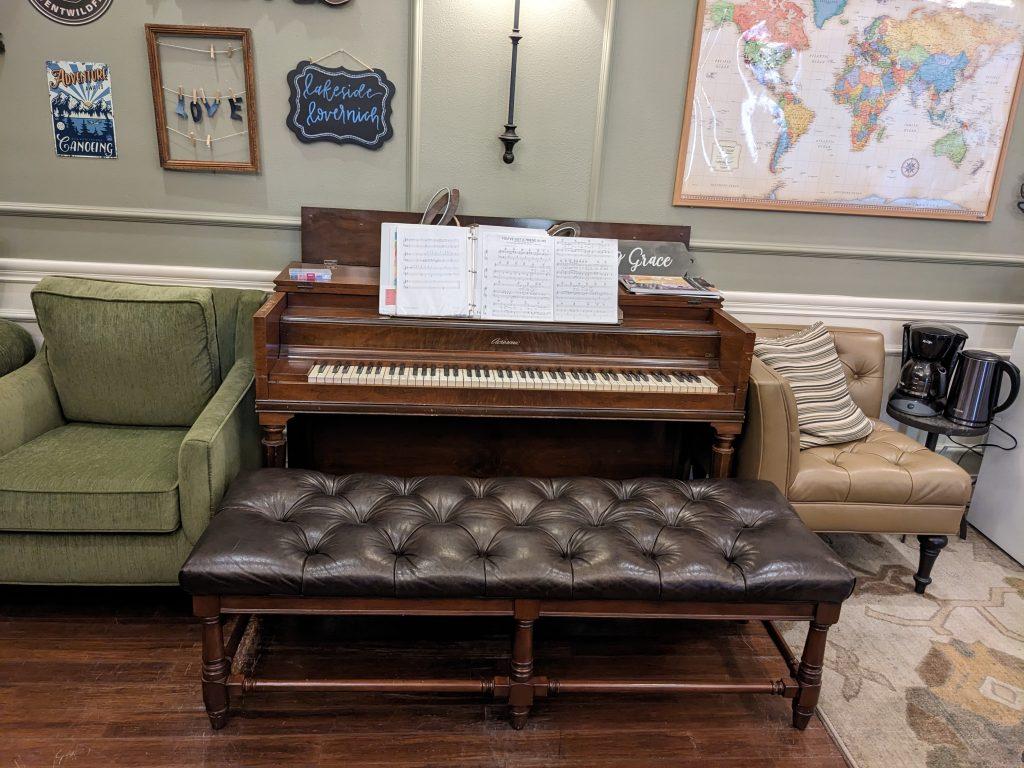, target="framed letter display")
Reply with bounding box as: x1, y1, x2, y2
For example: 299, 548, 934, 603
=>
144, 24, 260, 173
674, 1, 1024, 221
